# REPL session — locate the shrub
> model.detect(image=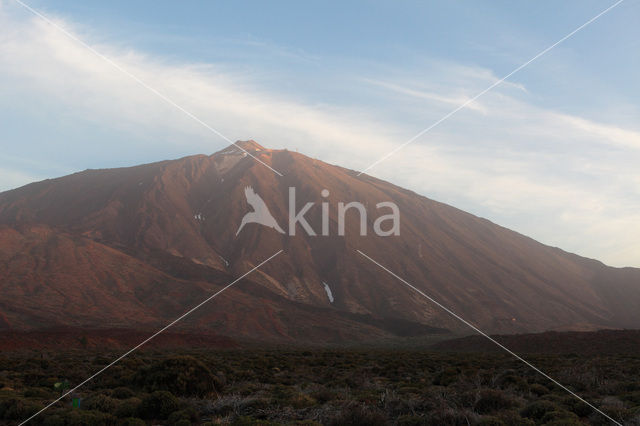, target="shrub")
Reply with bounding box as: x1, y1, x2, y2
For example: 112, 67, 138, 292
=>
543, 420, 583, 426
623, 392, 640, 405
496, 410, 535, 426
496, 374, 528, 392
540, 409, 579, 423
426, 407, 478, 425
22, 373, 49, 387
529, 383, 548, 397
114, 397, 141, 418
23, 387, 52, 398
111, 387, 135, 399
311, 387, 337, 403
57, 409, 117, 426
122, 418, 146, 426
134, 356, 222, 396
587, 406, 628, 426
230, 416, 280, 425
433, 367, 460, 386
396, 415, 426, 426
138, 391, 180, 419
289, 393, 316, 408
383, 393, 416, 417
474, 389, 515, 414
41, 414, 65, 426
476, 417, 505, 426
270, 384, 295, 401
82, 393, 118, 412
167, 408, 198, 424
0, 398, 40, 420
520, 400, 559, 420
562, 397, 592, 417
326, 403, 387, 426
